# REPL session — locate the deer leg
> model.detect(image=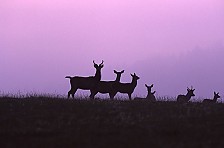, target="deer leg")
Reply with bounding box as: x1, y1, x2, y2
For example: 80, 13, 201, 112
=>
71, 88, 77, 99
109, 93, 114, 100
68, 89, 72, 98
90, 90, 97, 99
109, 92, 116, 100
128, 93, 132, 100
